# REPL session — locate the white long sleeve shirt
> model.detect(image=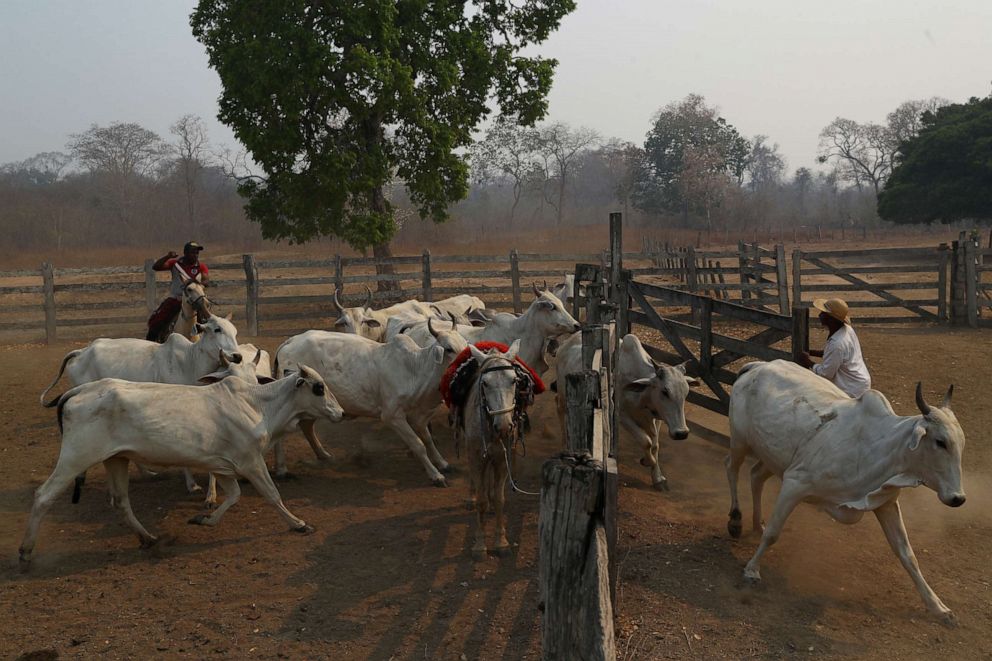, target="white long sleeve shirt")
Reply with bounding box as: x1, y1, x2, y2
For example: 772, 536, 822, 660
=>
813, 324, 871, 398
